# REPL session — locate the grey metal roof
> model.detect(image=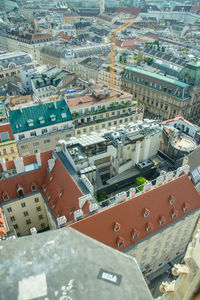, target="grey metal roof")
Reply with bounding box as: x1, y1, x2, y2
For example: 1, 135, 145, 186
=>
0, 227, 153, 300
